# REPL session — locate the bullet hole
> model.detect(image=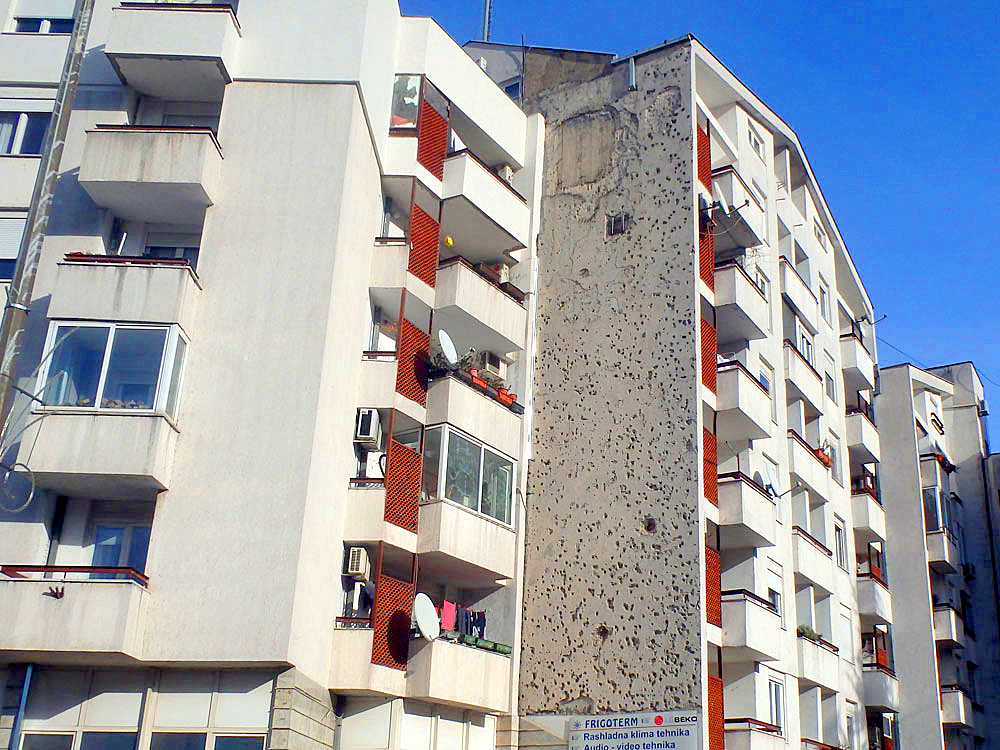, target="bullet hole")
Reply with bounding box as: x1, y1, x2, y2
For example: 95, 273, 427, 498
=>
645, 517, 658, 533
596, 625, 610, 640
579, 267, 590, 277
